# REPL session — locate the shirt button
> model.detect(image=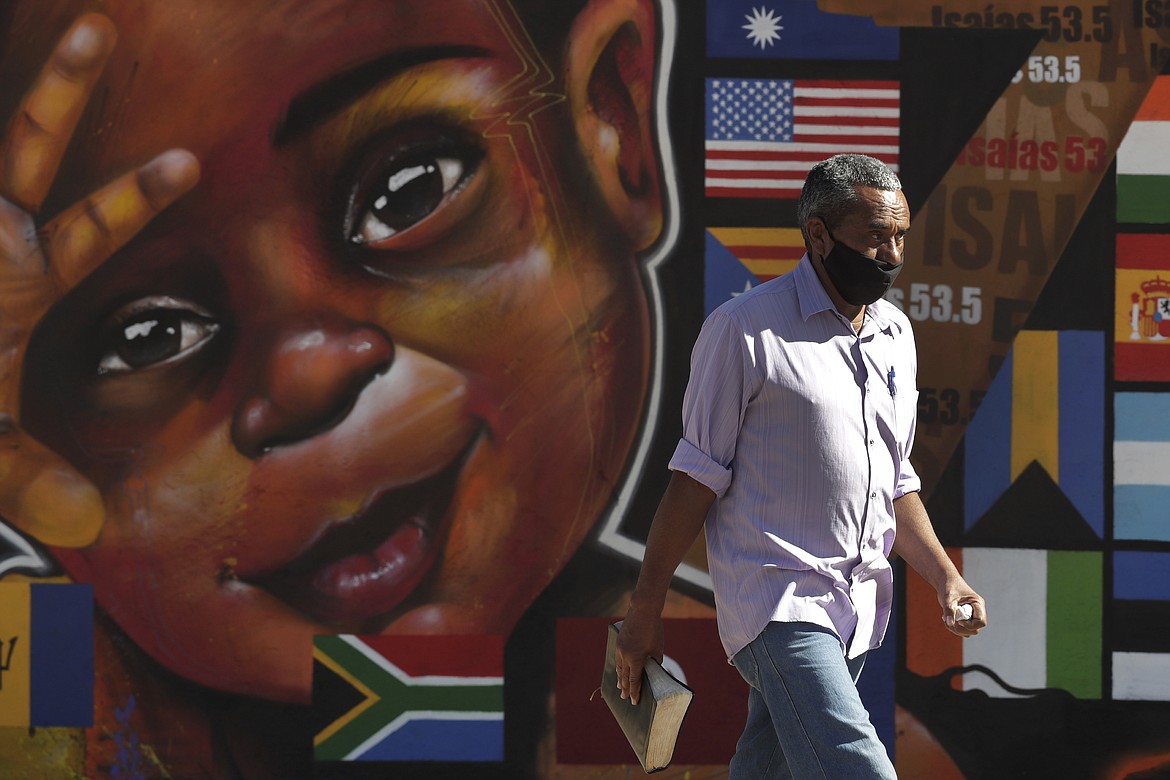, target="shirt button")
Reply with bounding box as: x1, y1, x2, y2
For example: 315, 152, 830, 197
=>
869, 439, 874, 446
871, 492, 877, 498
